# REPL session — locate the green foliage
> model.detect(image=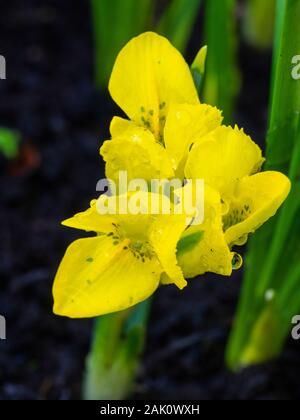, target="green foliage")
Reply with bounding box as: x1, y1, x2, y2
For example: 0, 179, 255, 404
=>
91, 0, 153, 89
0, 128, 20, 159
83, 300, 151, 400
226, 0, 300, 371
91, 0, 203, 89
243, 0, 276, 50
202, 0, 240, 123
157, 0, 202, 53
191, 45, 207, 95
